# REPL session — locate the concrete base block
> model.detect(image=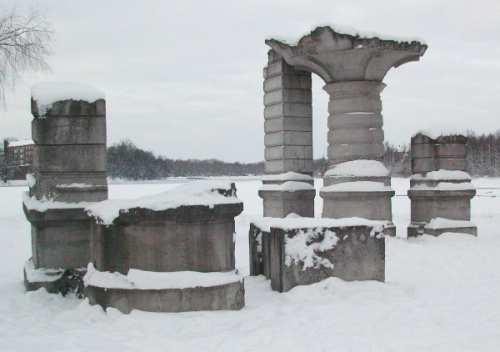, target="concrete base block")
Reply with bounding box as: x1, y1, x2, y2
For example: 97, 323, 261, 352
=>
85, 278, 245, 314
258, 189, 315, 218
23, 205, 91, 269
23, 259, 85, 295
321, 190, 394, 221
270, 226, 385, 292
407, 223, 477, 237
